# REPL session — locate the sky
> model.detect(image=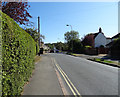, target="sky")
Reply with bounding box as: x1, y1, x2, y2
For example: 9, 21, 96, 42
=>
26, 2, 118, 43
